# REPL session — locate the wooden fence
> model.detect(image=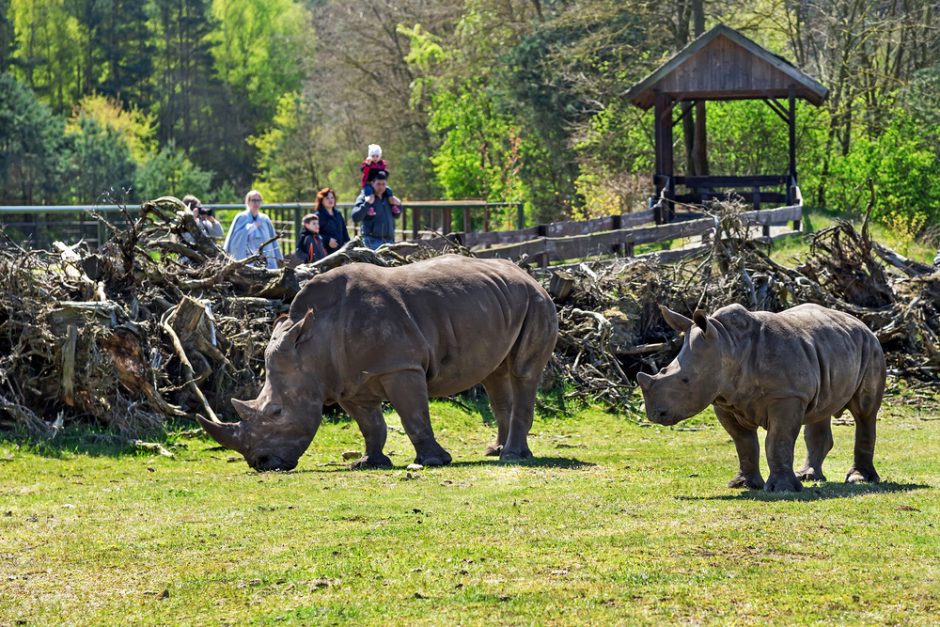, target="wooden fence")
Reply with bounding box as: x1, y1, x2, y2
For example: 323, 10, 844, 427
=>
465, 204, 803, 266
